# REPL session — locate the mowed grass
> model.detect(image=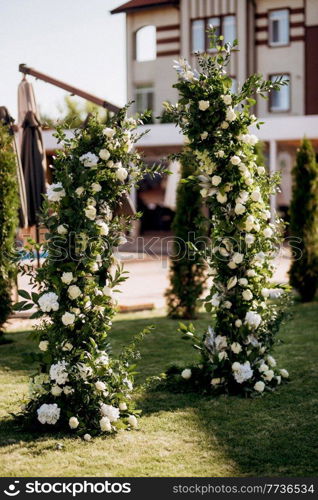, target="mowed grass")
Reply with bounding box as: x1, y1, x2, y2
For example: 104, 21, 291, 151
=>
0, 302, 318, 477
